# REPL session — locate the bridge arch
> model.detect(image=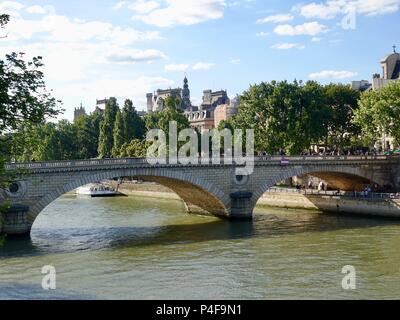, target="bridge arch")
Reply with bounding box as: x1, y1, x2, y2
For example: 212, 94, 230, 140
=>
250, 164, 386, 209
27, 167, 230, 230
